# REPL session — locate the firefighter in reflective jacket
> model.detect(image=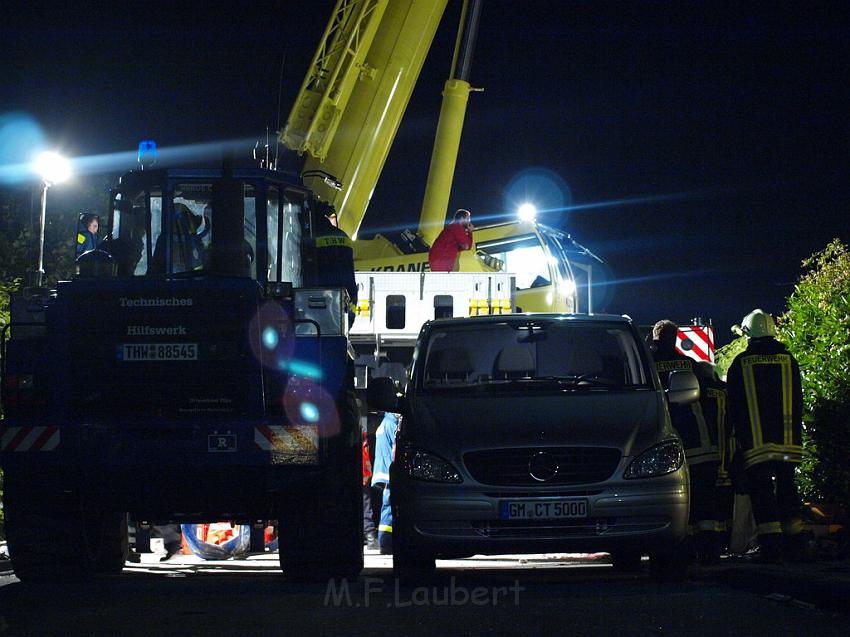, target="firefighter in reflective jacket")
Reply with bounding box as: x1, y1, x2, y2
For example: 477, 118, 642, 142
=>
726, 309, 803, 562
371, 411, 399, 555
312, 202, 357, 325
76, 213, 99, 256
652, 319, 724, 562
